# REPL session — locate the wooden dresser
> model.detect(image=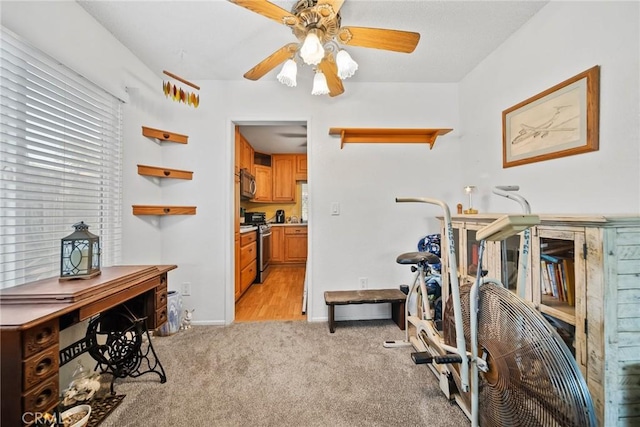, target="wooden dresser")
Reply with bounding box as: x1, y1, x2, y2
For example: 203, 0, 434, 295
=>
0, 265, 176, 426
